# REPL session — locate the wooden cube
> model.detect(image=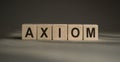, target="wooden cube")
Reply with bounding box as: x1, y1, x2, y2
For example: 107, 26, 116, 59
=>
83, 24, 98, 40
68, 24, 83, 41
53, 24, 67, 40
37, 24, 52, 40
22, 24, 37, 40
